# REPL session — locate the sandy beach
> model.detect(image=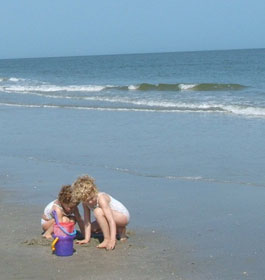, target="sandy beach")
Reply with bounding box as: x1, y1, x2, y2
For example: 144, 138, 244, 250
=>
2, 173, 265, 280
0, 187, 189, 280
